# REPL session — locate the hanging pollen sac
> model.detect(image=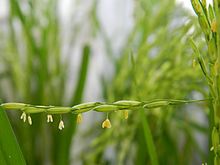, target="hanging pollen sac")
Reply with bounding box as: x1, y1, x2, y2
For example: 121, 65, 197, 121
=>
47, 115, 53, 123
28, 115, 32, 125
76, 113, 82, 124
20, 112, 27, 122
58, 120, 65, 130
123, 110, 129, 119
102, 118, 111, 128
